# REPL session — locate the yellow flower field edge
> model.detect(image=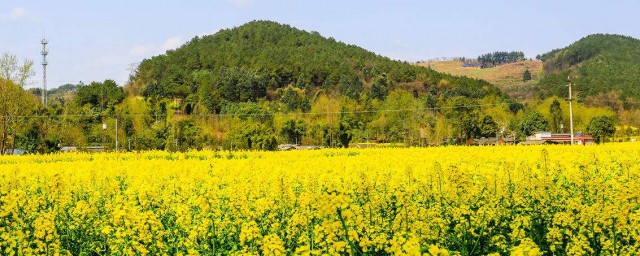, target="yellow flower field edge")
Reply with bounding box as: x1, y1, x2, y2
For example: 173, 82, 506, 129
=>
1, 144, 639, 255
